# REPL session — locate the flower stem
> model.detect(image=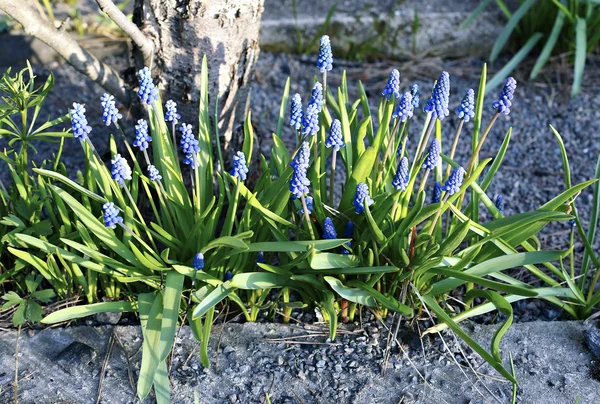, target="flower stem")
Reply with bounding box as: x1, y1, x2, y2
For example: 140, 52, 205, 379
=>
300, 194, 315, 240
417, 168, 431, 195
329, 149, 337, 206
445, 120, 464, 180
466, 111, 500, 178
428, 193, 449, 236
